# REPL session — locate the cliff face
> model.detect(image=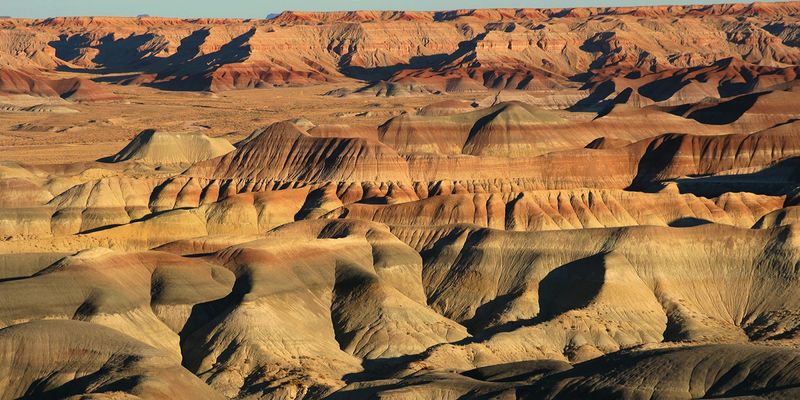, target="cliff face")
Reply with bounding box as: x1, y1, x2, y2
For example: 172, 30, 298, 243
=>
2, 3, 800, 91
